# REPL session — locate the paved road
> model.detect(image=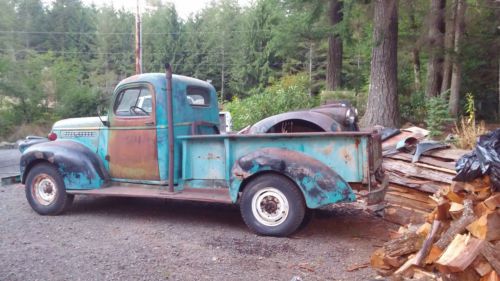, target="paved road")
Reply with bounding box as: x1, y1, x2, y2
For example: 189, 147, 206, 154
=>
0, 149, 21, 181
